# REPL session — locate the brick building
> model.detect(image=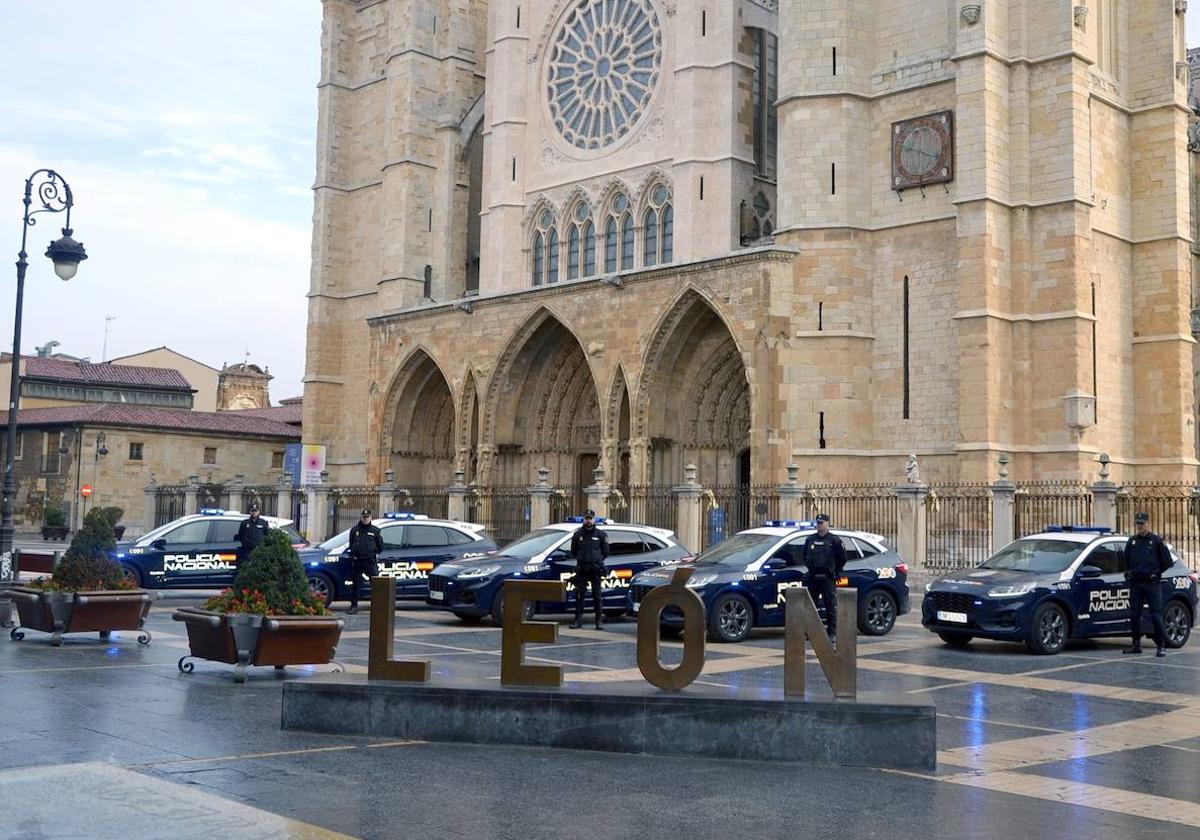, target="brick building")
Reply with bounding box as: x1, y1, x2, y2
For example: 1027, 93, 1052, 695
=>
303, 0, 1198, 495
